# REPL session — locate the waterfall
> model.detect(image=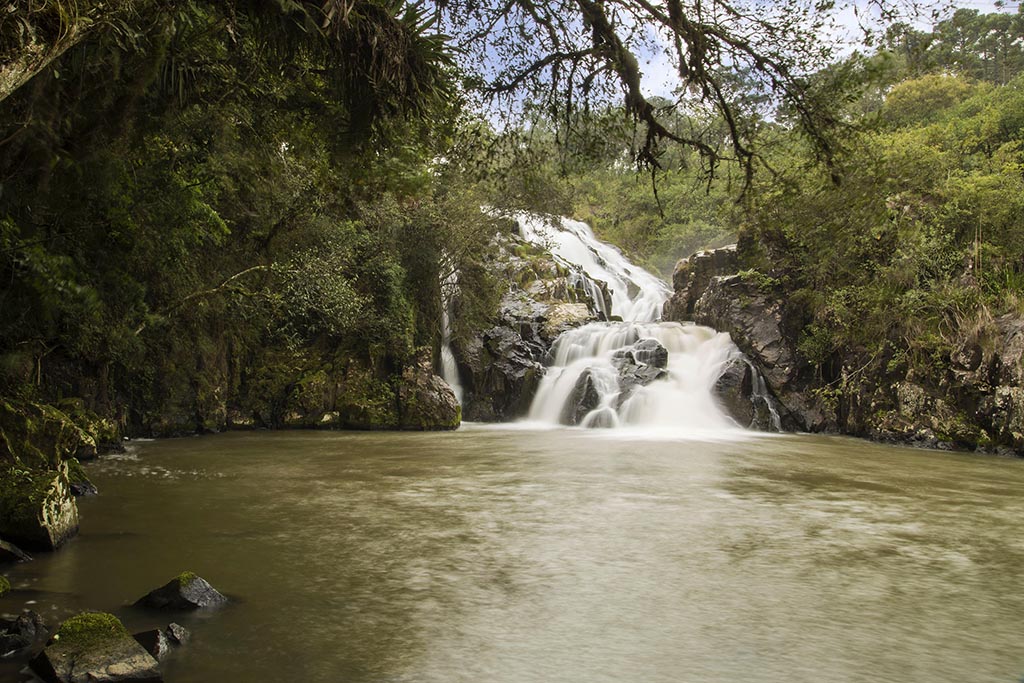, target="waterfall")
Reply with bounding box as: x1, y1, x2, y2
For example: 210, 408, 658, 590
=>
515, 213, 744, 432
440, 268, 463, 405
